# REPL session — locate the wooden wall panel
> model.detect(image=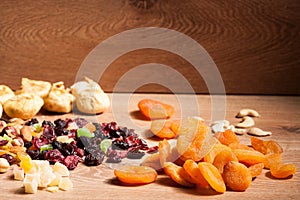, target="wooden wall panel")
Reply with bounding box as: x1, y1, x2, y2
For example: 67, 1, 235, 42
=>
0, 0, 299, 94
